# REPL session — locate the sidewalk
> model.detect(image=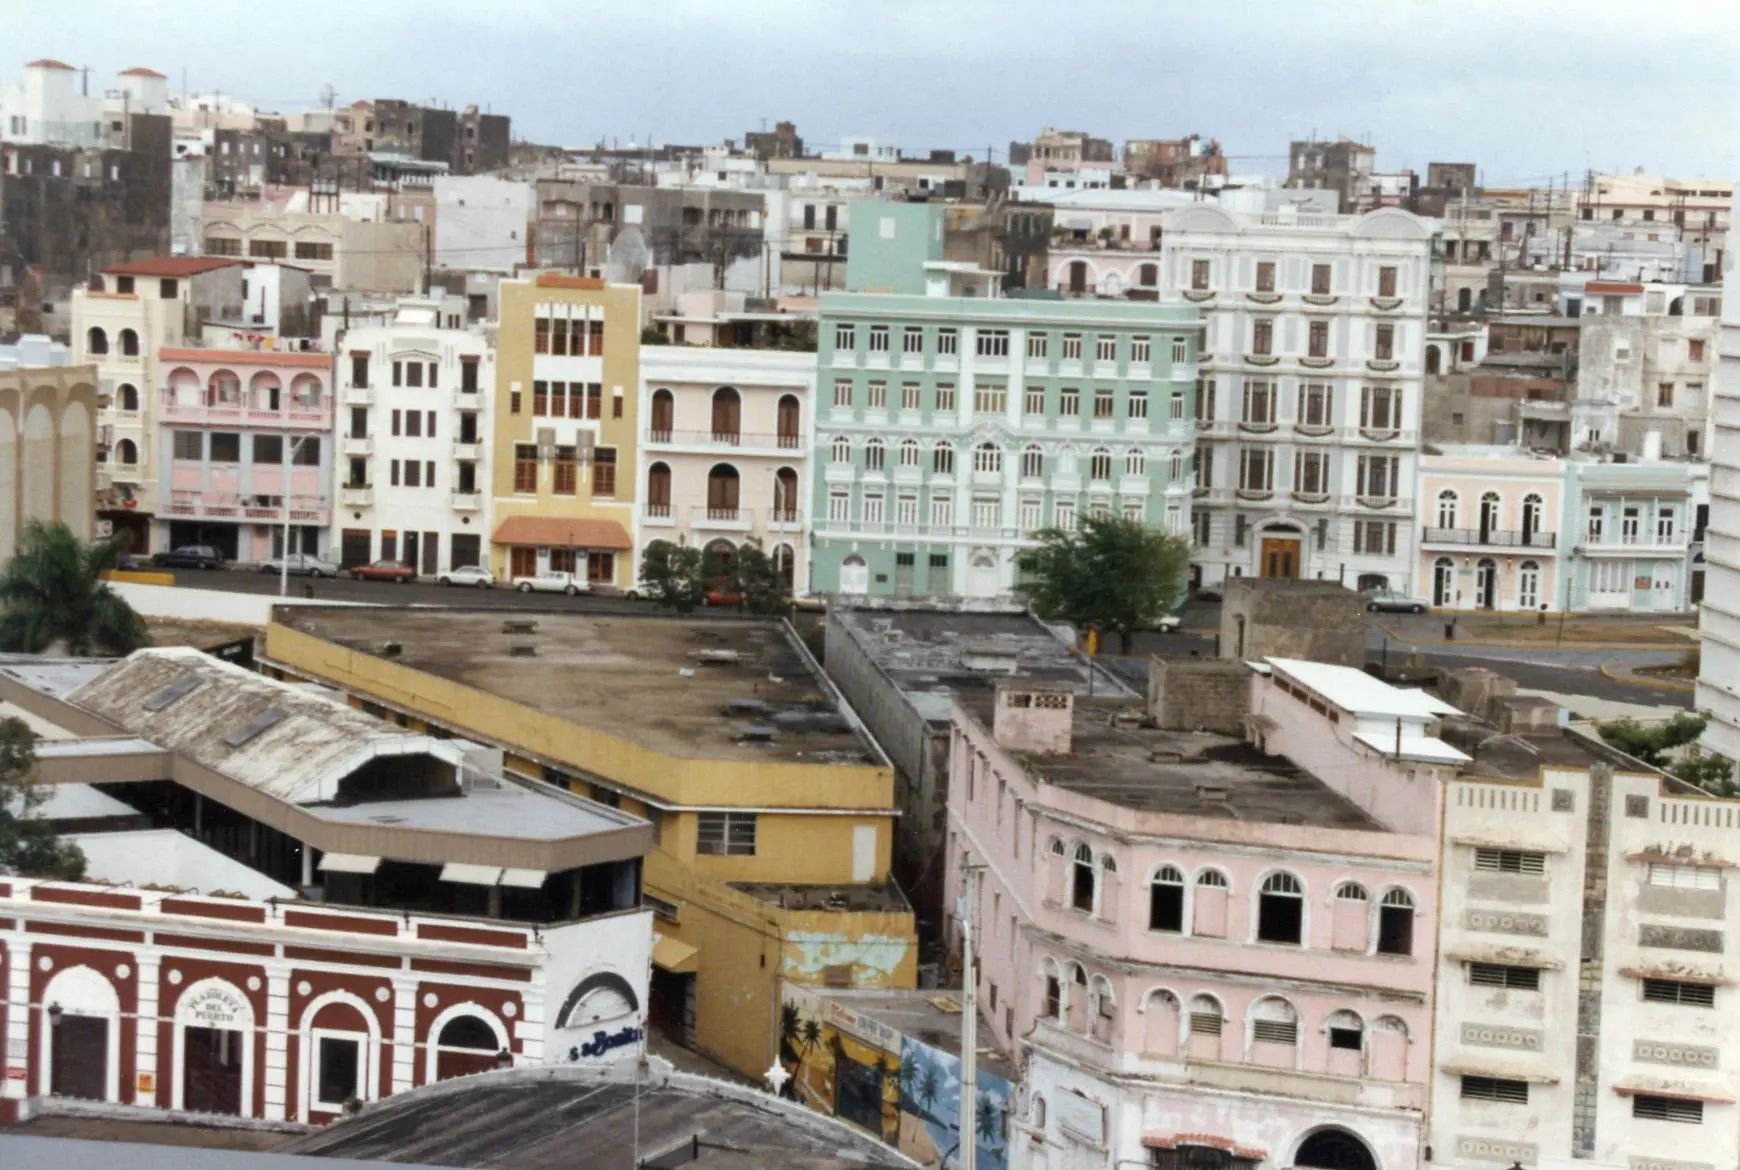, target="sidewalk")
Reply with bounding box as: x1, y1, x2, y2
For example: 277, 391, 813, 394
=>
1376, 617, 1695, 652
